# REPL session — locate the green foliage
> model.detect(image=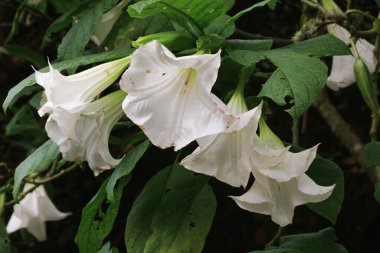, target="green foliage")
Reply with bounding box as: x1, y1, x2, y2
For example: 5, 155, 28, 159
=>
125, 165, 216, 253
97, 242, 119, 253
250, 249, 299, 253
306, 155, 344, 224
260, 50, 327, 119
362, 142, 380, 168
128, 0, 234, 36
106, 140, 150, 201
274, 228, 348, 253
283, 34, 351, 56
12, 140, 60, 199
57, 0, 116, 60
0, 221, 10, 253
3, 49, 133, 112
75, 177, 129, 253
